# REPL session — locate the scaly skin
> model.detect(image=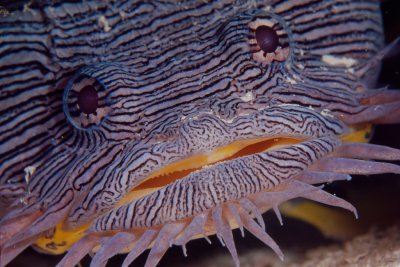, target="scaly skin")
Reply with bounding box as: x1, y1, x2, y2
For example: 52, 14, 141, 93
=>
0, 1, 399, 267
